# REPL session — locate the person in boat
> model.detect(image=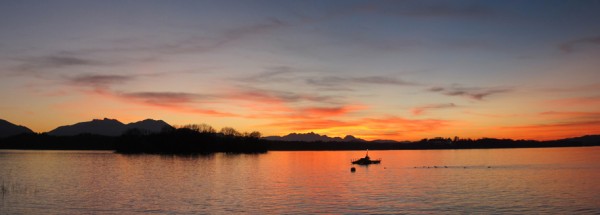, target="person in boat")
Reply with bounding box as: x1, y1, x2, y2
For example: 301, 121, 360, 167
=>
352, 150, 381, 165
